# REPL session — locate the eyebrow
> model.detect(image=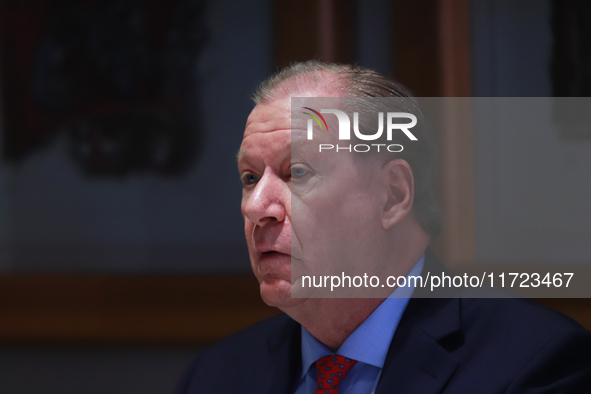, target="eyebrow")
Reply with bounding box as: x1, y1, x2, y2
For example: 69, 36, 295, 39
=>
236, 149, 245, 162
